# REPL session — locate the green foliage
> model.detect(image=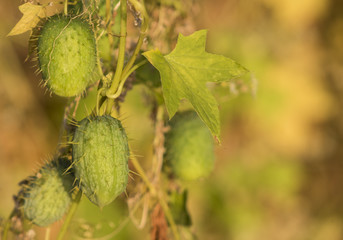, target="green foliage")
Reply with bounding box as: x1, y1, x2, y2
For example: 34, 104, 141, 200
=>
37, 15, 98, 97
135, 60, 161, 88
143, 30, 248, 139
164, 110, 215, 181
74, 87, 97, 121
23, 158, 74, 227
72, 115, 129, 208
168, 190, 191, 226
